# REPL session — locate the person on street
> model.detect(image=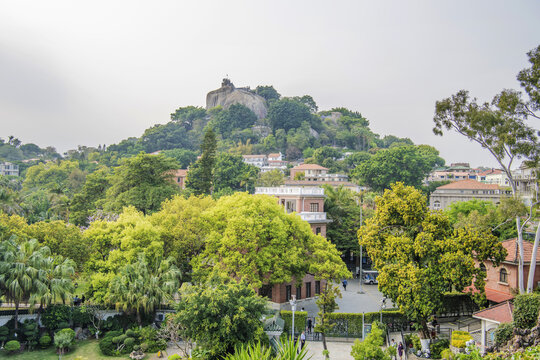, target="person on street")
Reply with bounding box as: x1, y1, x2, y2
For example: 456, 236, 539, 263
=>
398, 342, 404, 360
307, 317, 313, 334
300, 331, 306, 349
342, 279, 348, 291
